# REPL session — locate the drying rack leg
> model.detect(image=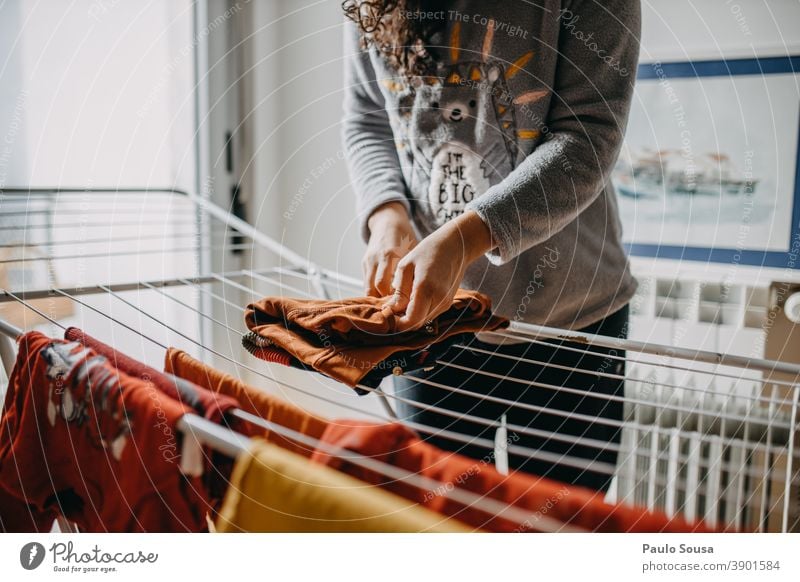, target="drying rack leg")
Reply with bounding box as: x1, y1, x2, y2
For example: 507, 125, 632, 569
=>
374, 385, 399, 420
0, 335, 16, 379
55, 516, 79, 533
